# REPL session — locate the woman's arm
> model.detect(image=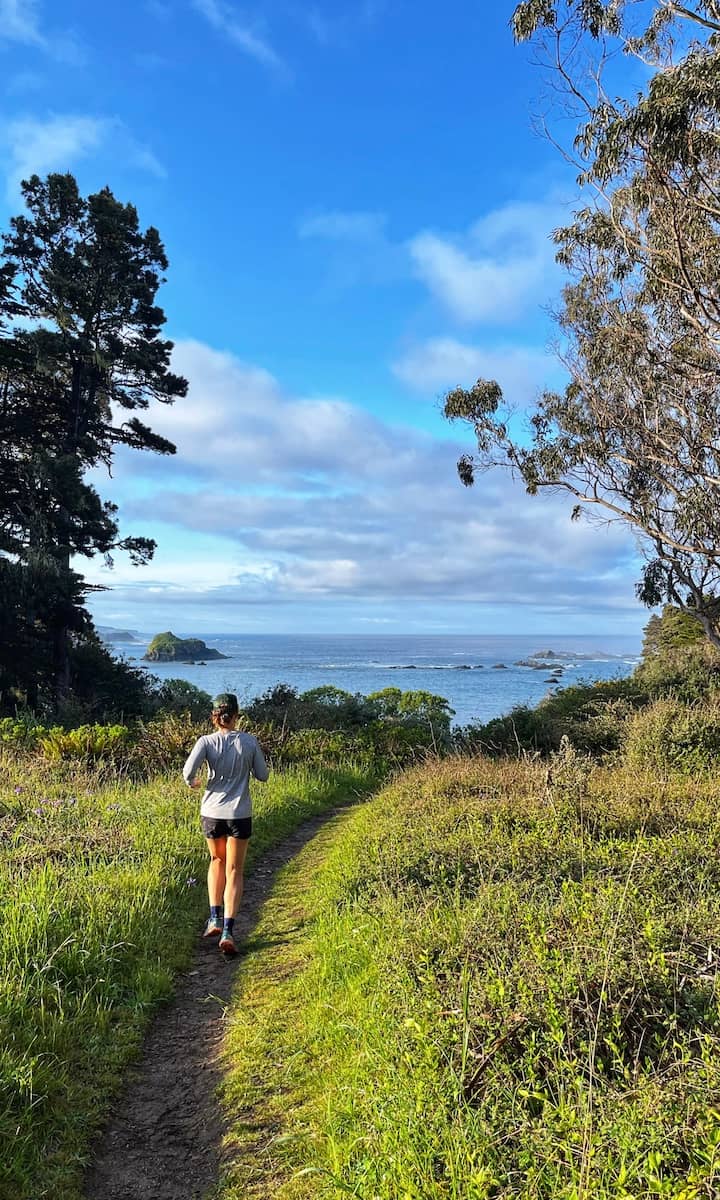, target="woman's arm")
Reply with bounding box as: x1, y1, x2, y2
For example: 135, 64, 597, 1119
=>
252, 739, 270, 782
183, 737, 207, 788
